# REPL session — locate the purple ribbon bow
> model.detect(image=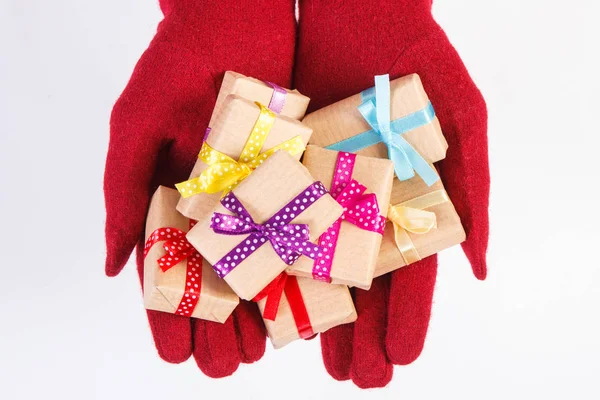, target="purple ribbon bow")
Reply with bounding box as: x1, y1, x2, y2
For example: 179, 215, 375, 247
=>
210, 182, 328, 278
